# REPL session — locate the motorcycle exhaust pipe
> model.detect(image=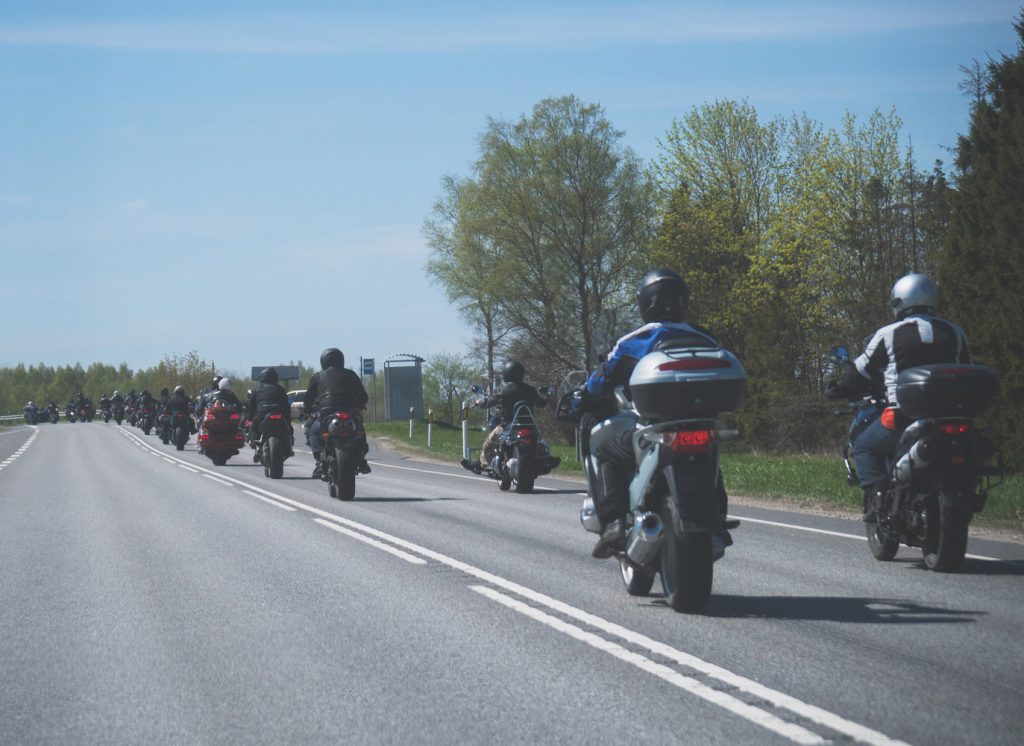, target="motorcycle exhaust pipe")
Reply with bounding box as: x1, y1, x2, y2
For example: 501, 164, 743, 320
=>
580, 498, 602, 533
626, 512, 664, 567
